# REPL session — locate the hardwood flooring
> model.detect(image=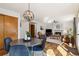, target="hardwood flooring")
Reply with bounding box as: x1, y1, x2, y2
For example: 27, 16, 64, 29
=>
0, 50, 7, 56
44, 42, 62, 56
